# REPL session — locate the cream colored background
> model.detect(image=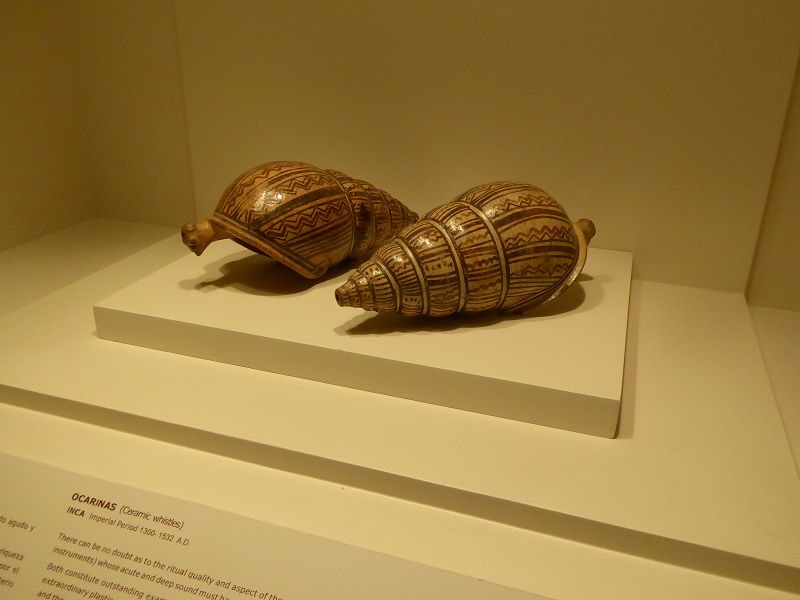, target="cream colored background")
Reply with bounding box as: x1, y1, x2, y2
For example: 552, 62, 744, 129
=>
747, 59, 800, 311
1, 0, 798, 308
0, 3, 93, 248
